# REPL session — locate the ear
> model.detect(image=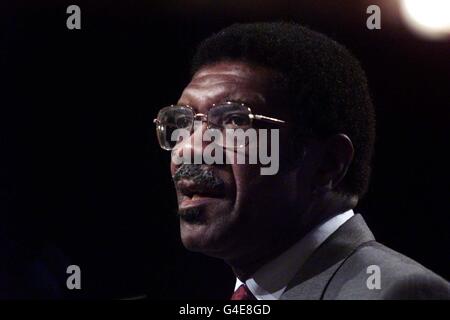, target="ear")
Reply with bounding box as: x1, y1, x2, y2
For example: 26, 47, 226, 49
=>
313, 134, 354, 192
